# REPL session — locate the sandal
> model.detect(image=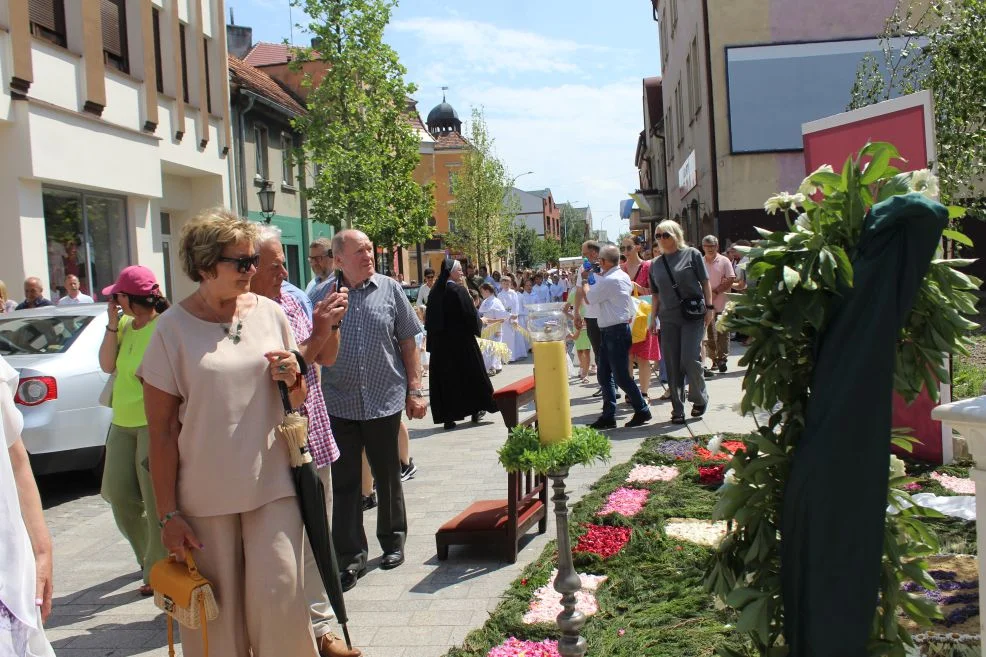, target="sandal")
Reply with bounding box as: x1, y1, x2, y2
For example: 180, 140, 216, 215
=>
139, 584, 154, 597
670, 415, 686, 425
691, 404, 707, 417
659, 389, 672, 401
